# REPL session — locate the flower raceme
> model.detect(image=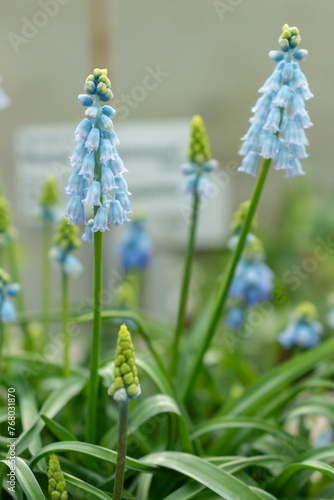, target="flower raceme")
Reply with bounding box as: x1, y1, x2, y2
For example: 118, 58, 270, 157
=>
38, 176, 60, 221
278, 302, 323, 350
181, 115, 219, 199
49, 217, 83, 277
239, 24, 313, 178
109, 324, 141, 403
64, 69, 131, 236
47, 454, 68, 500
